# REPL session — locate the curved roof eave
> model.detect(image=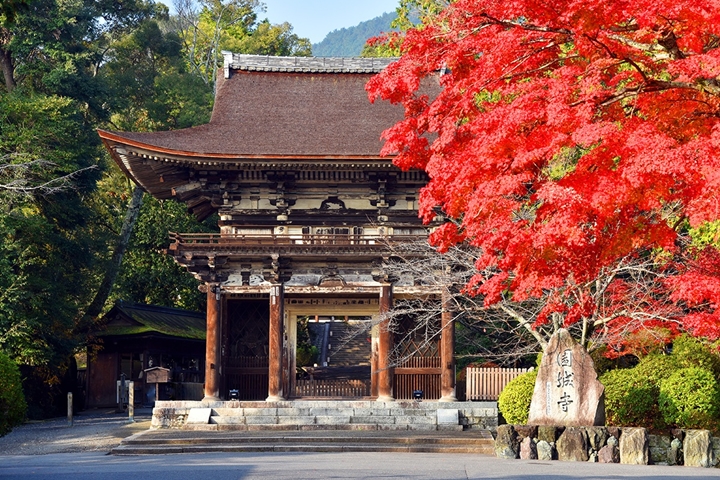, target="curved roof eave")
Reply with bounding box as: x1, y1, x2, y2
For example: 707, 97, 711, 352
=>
98, 129, 392, 162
